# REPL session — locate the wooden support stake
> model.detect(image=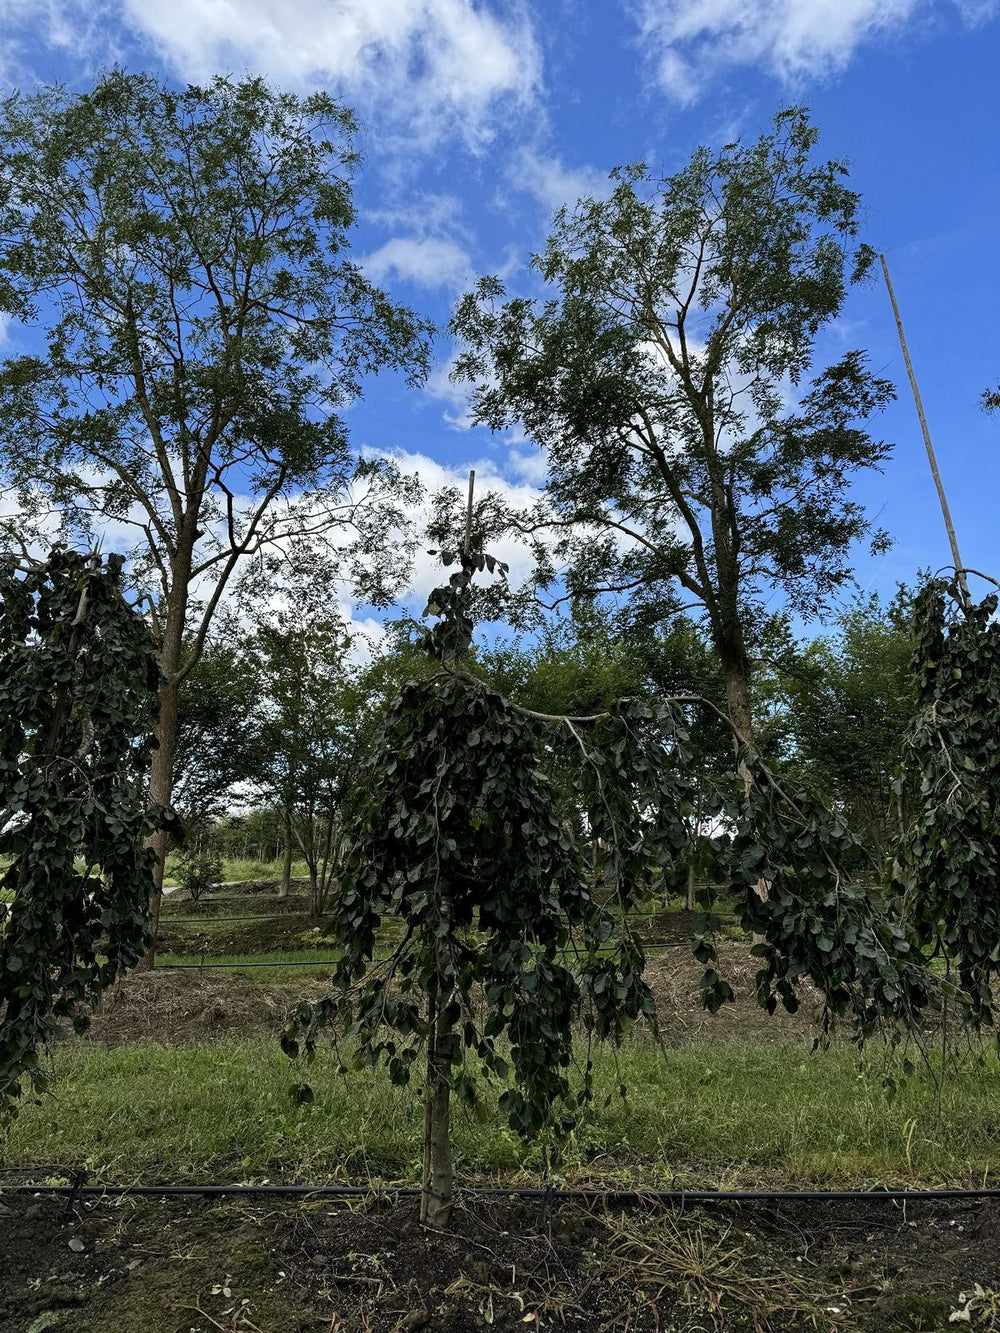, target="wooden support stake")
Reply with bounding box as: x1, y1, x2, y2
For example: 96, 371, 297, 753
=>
880, 254, 969, 606
464, 468, 475, 560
